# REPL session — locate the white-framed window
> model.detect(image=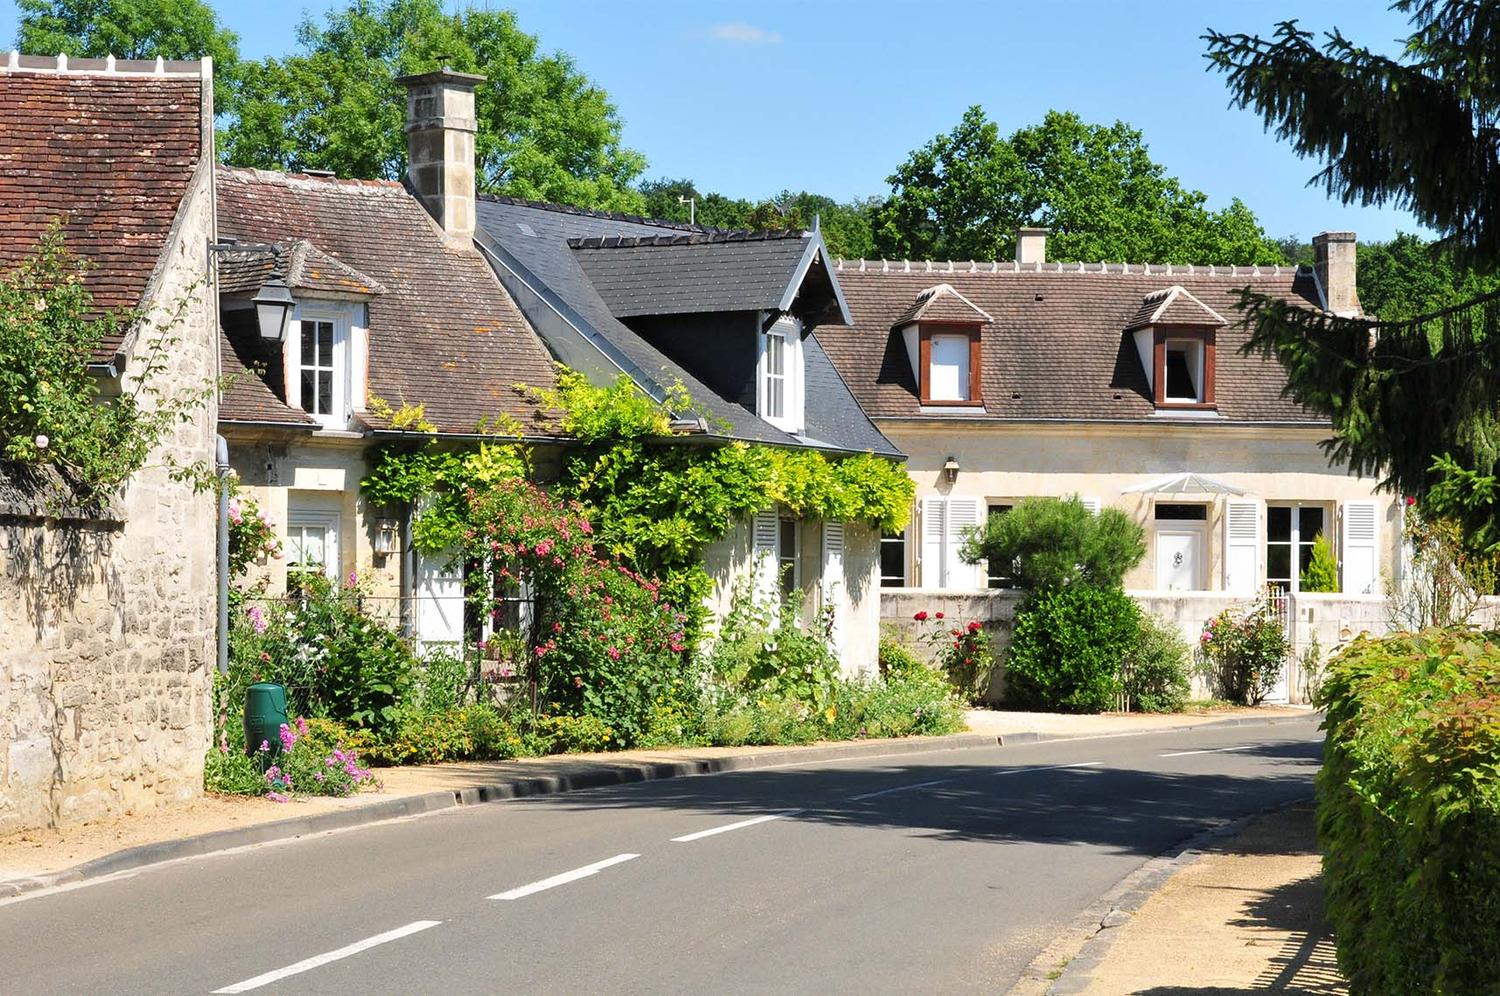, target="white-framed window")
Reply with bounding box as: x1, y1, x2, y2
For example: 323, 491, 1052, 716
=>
778, 515, 801, 601
1164, 339, 1205, 403
1266, 503, 1327, 593
921, 496, 983, 589
752, 507, 802, 606
287, 304, 353, 428
757, 314, 804, 433
929, 333, 972, 402
880, 529, 907, 588
286, 509, 340, 581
